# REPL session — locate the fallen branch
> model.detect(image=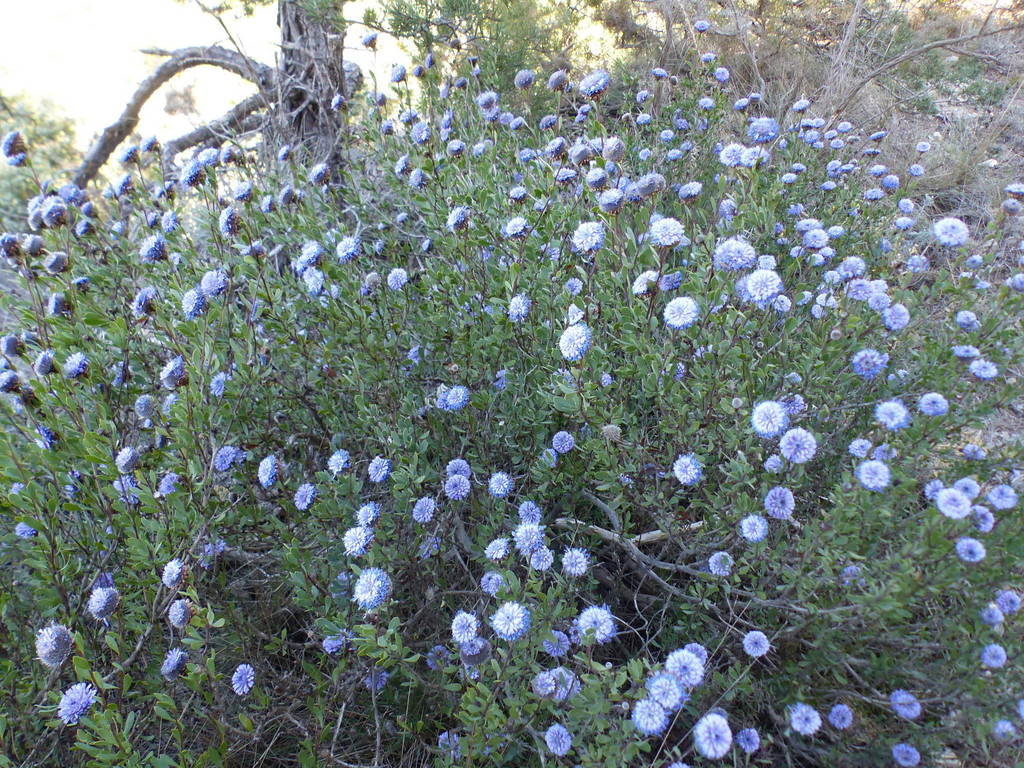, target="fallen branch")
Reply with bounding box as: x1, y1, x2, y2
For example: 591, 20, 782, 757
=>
73, 46, 275, 188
